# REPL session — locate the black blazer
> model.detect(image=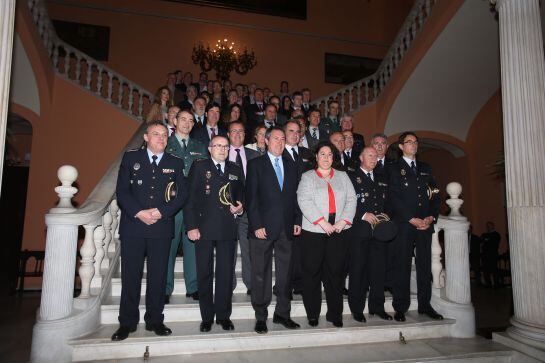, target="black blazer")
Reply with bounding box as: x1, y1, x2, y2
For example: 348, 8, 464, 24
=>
191, 123, 227, 146
184, 159, 244, 241
283, 146, 312, 175
116, 148, 188, 239
387, 159, 440, 223
353, 132, 365, 157
246, 154, 302, 240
